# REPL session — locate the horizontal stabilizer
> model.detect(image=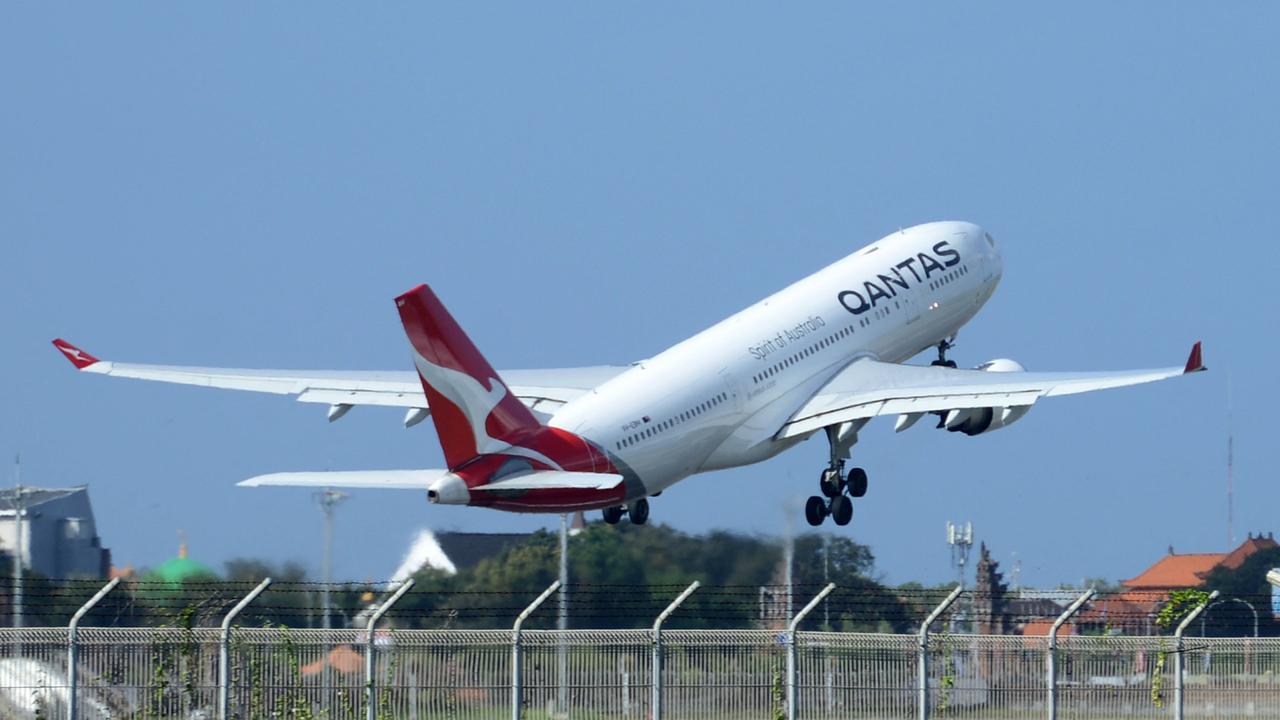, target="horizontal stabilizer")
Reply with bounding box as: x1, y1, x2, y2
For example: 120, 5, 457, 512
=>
472, 471, 624, 492
238, 469, 449, 489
